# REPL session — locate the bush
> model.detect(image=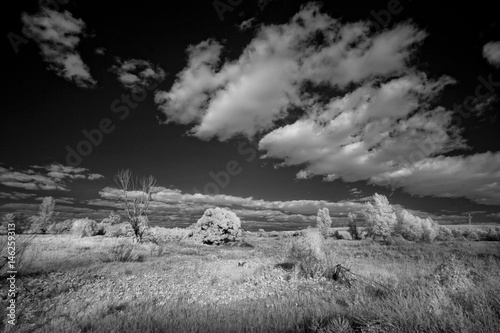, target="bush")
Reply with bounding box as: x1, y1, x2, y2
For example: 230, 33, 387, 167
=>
462, 229, 479, 241
362, 194, 398, 239
395, 209, 438, 242
101, 211, 122, 225
144, 227, 193, 243
102, 222, 134, 238
436, 226, 453, 241
483, 228, 500, 241
29, 197, 55, 233
288, 228, 329, 278
190, 207, 242, 245
332, 230, 344, 240
98, 242, 142, 262
46, 219, 74, 234
347, 212, 361, 240
316, 208, 332, 239
70, 218, 99, 237
2, 213, 31, 234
